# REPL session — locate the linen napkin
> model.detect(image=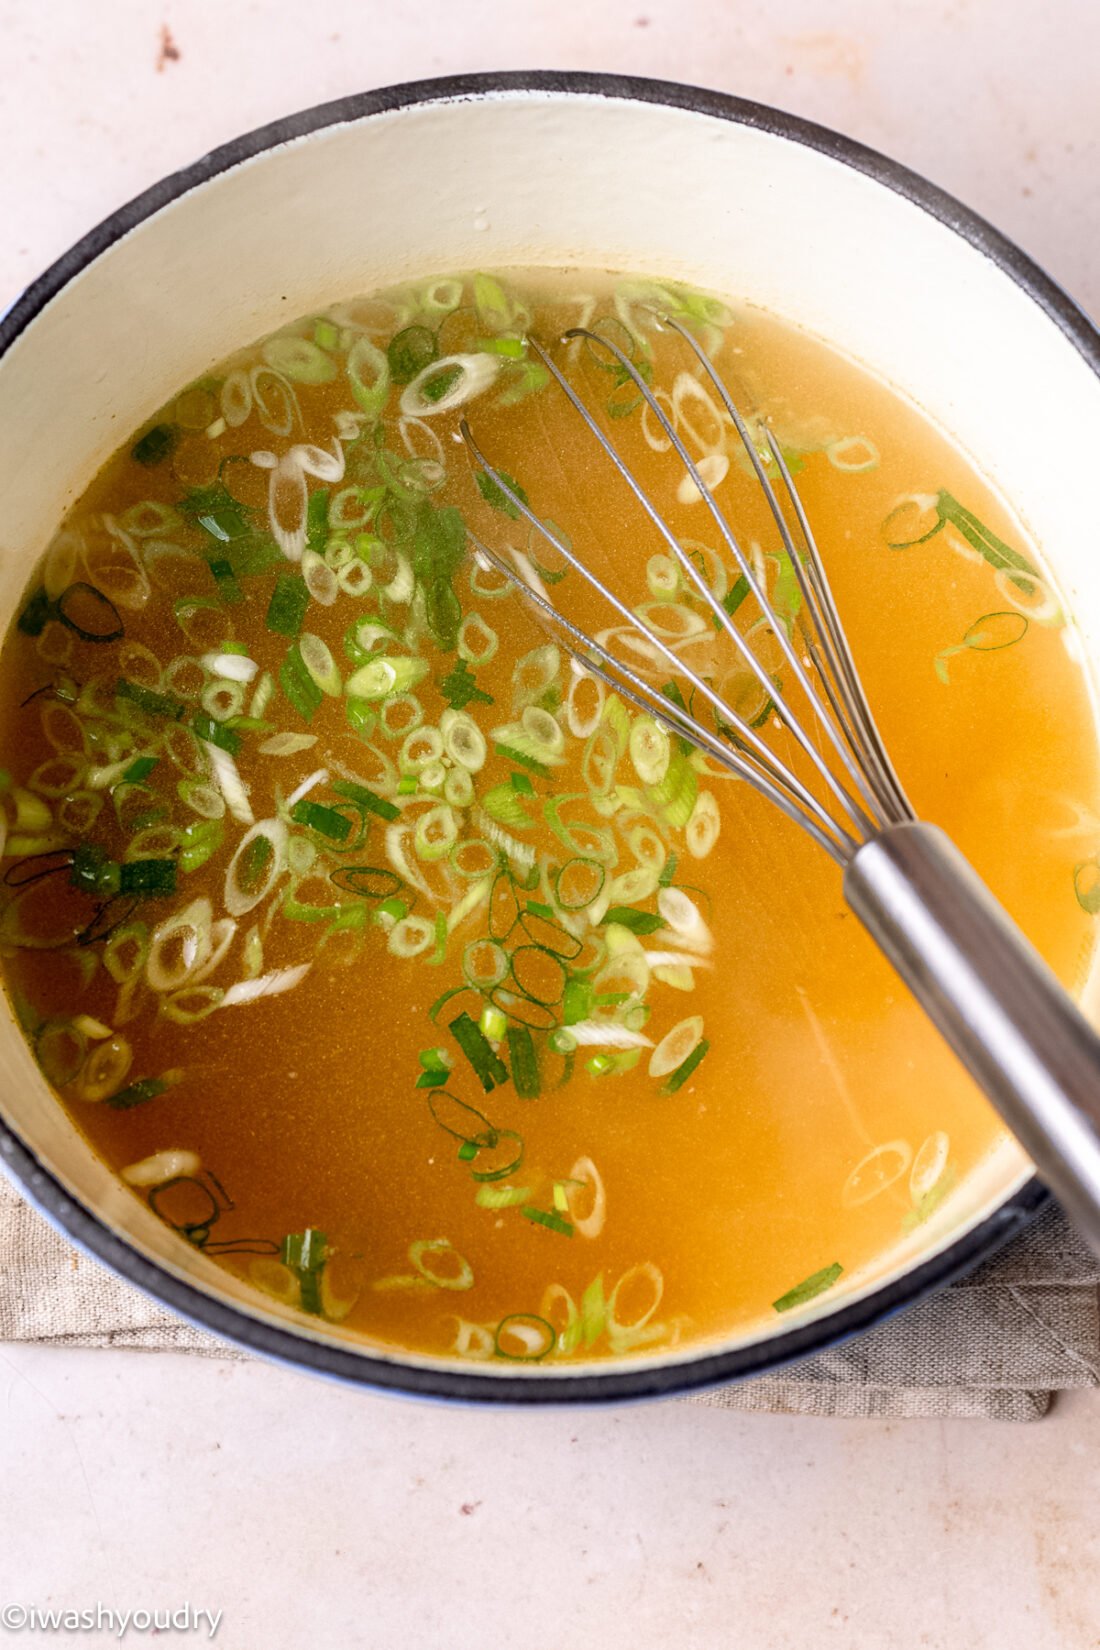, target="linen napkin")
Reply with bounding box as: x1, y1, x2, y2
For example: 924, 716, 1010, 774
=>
1, 1174, 1095, 1419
